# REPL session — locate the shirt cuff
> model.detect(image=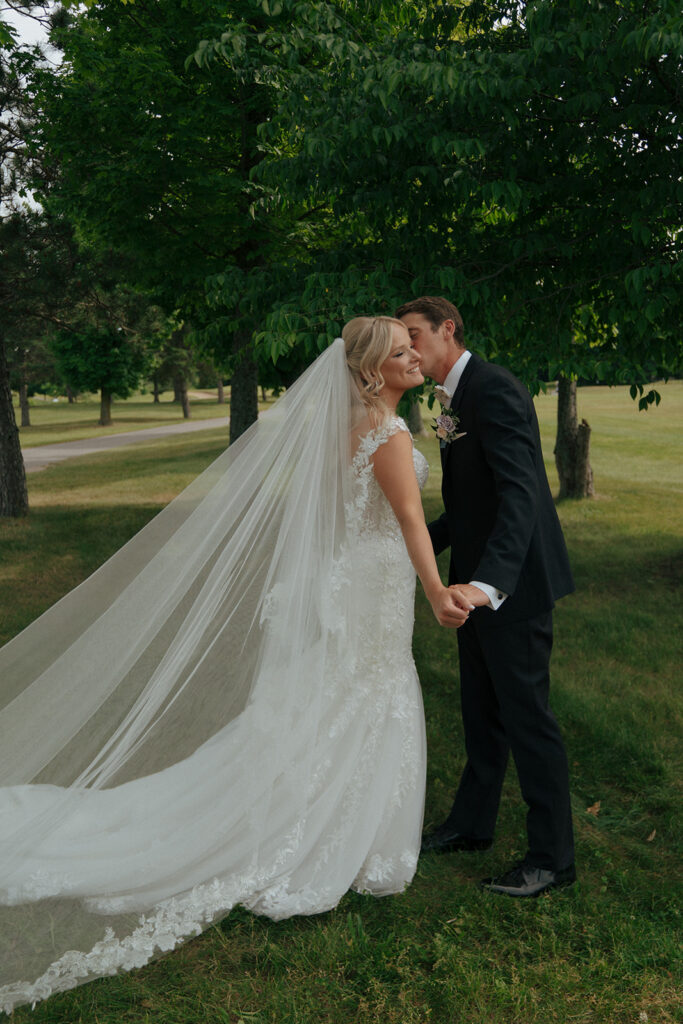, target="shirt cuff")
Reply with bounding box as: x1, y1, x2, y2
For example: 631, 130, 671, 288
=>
470, 581, 508, 611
